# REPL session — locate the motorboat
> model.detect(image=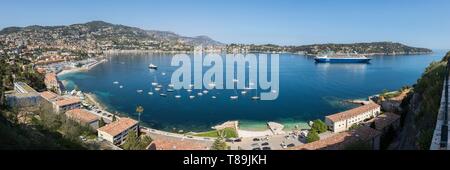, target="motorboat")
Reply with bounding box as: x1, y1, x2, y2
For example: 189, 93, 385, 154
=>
149, 64, 158, 69
230, 96, 238, 100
